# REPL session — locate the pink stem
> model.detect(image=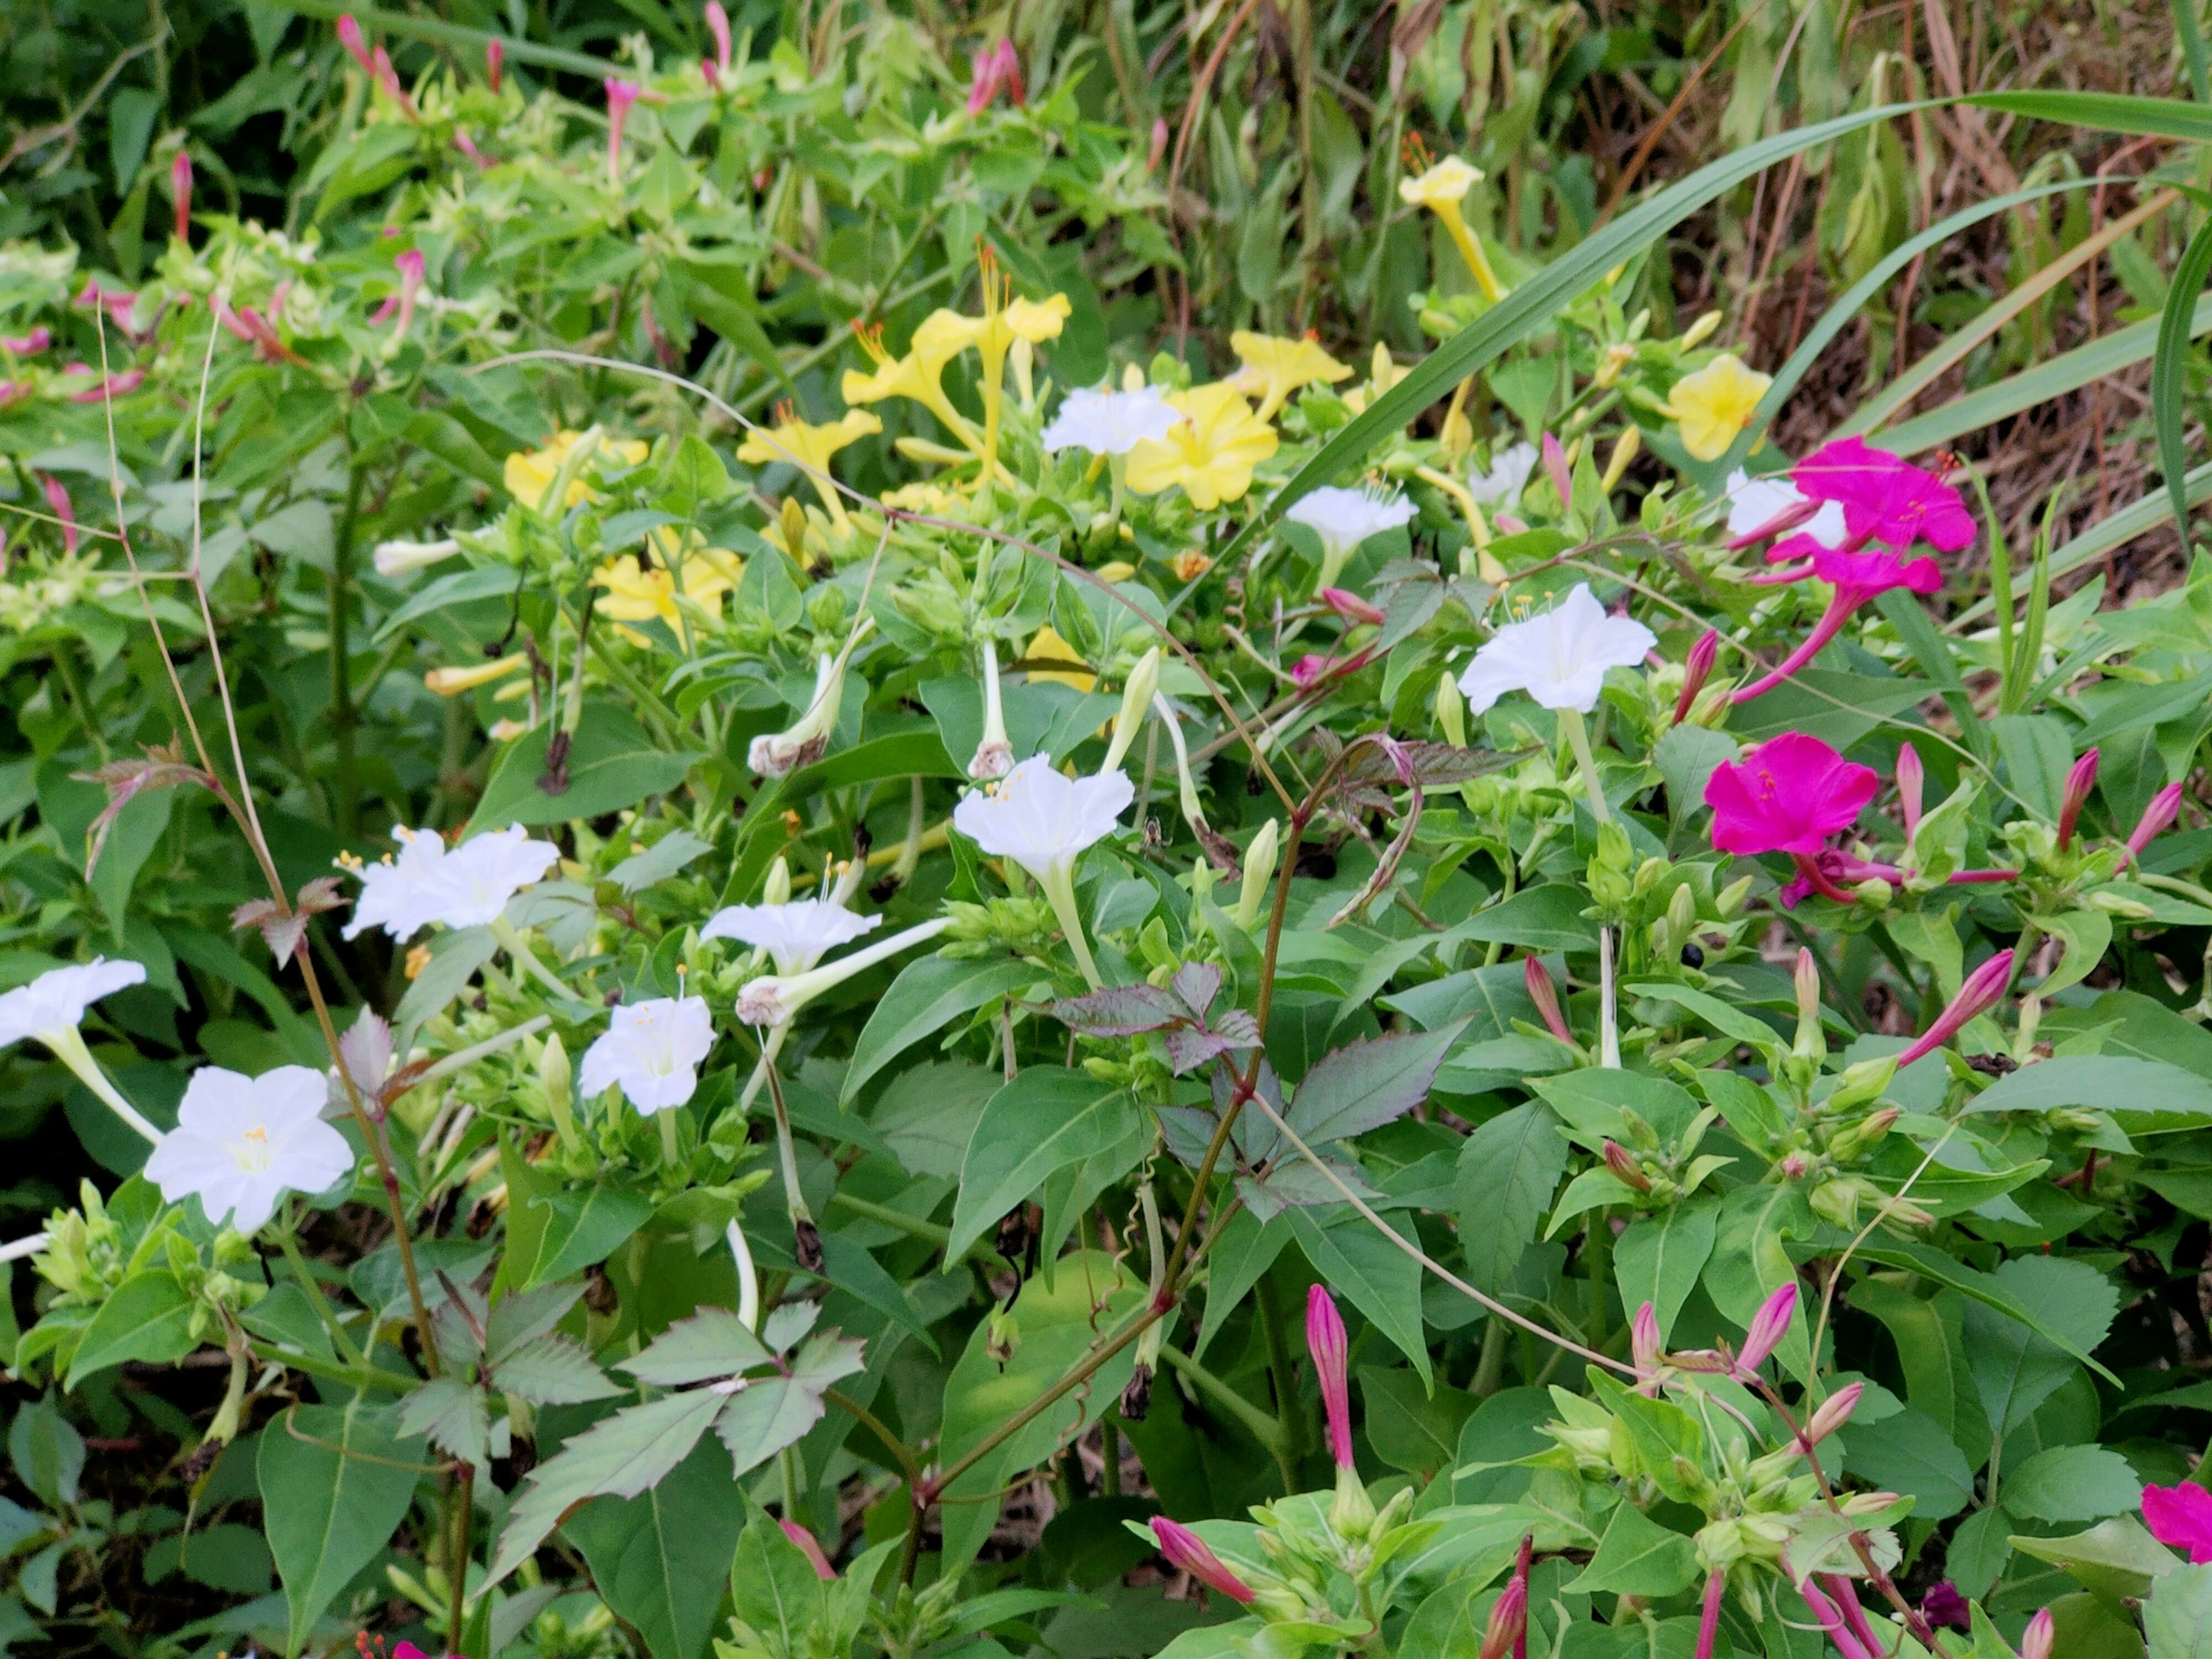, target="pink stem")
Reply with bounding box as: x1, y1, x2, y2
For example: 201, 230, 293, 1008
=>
1734, 595, 1852, 702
